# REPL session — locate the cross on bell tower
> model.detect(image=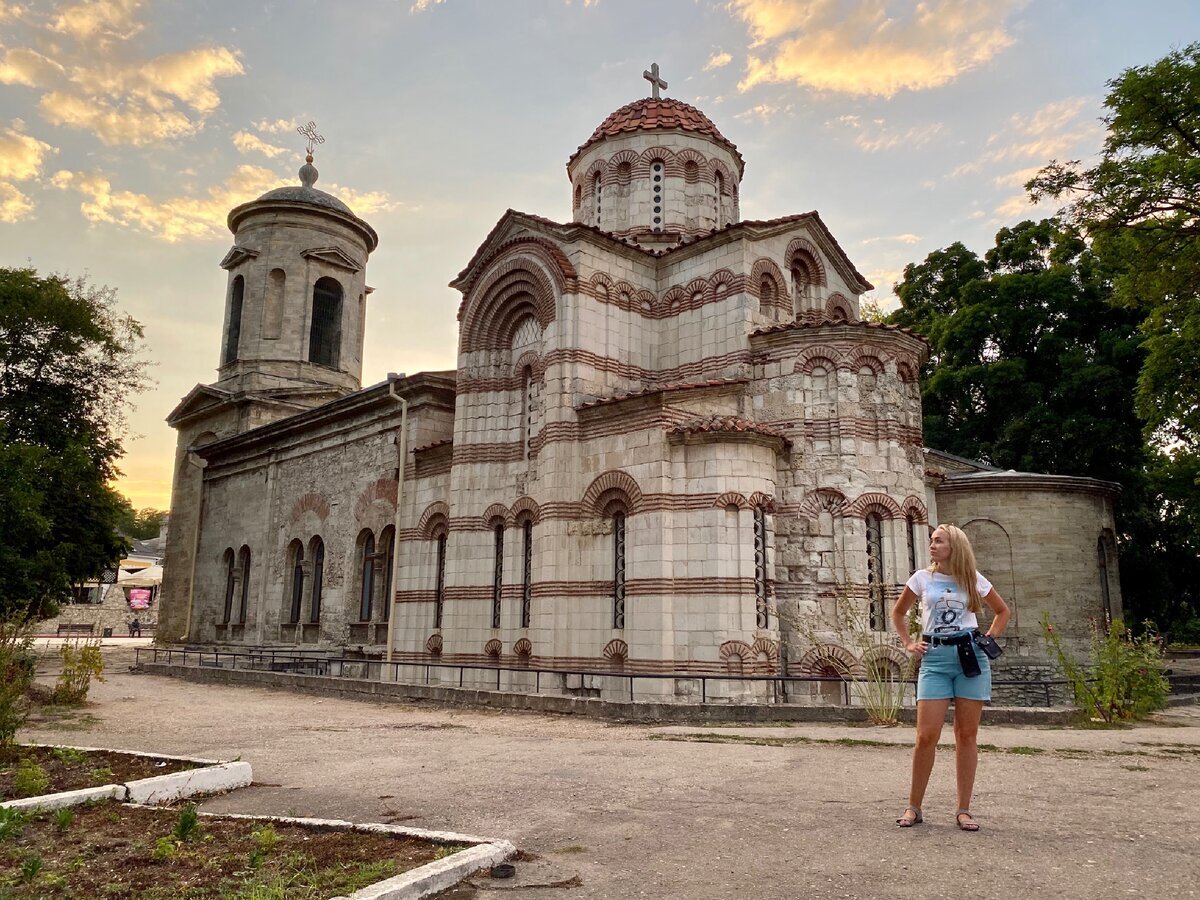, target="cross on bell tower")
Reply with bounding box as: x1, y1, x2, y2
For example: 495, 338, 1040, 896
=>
643, 62, 667, 99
